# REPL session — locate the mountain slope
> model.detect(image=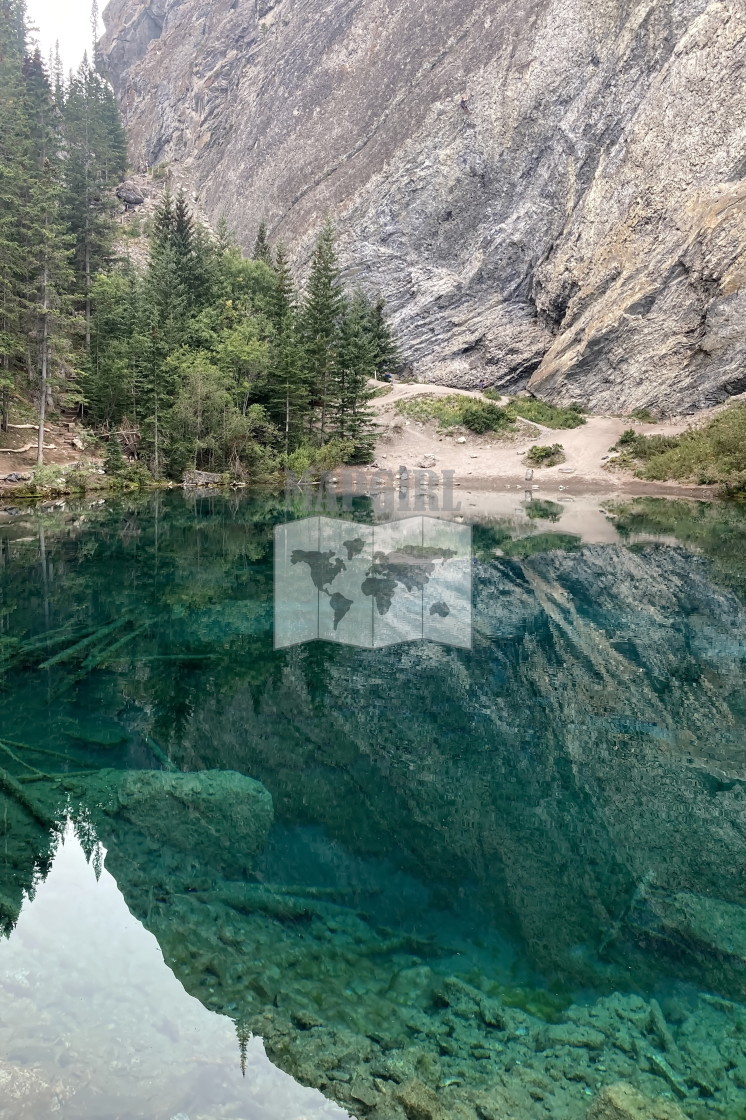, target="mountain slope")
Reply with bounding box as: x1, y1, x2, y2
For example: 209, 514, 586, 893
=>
101, 0, 746, 413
